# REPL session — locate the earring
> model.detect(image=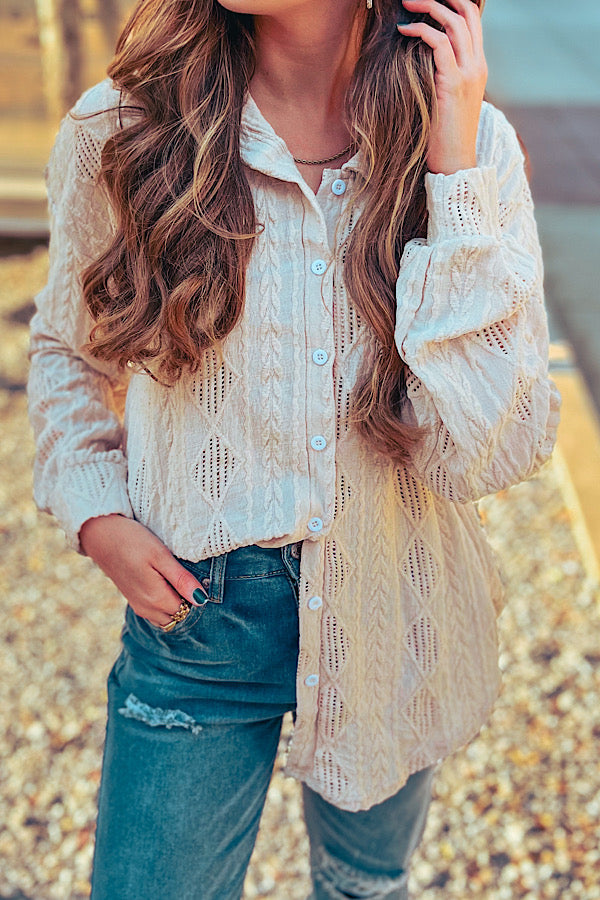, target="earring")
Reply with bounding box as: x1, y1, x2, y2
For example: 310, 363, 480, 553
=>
366, 0, 373, 8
